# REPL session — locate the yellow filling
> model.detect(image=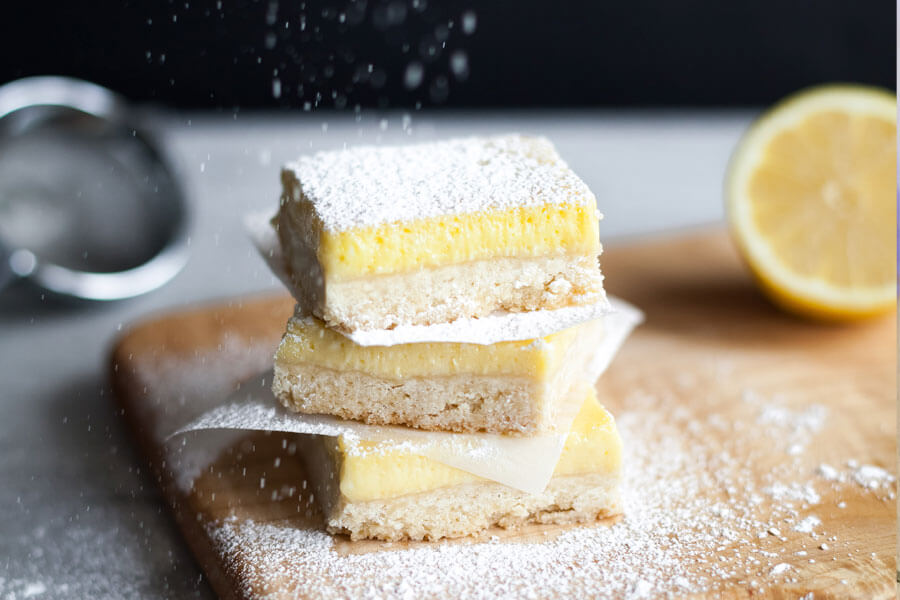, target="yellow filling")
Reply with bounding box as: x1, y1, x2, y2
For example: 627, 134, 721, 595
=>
277, 316, 582, 379
318, 203, 600, 280
333, 387, 621, 502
